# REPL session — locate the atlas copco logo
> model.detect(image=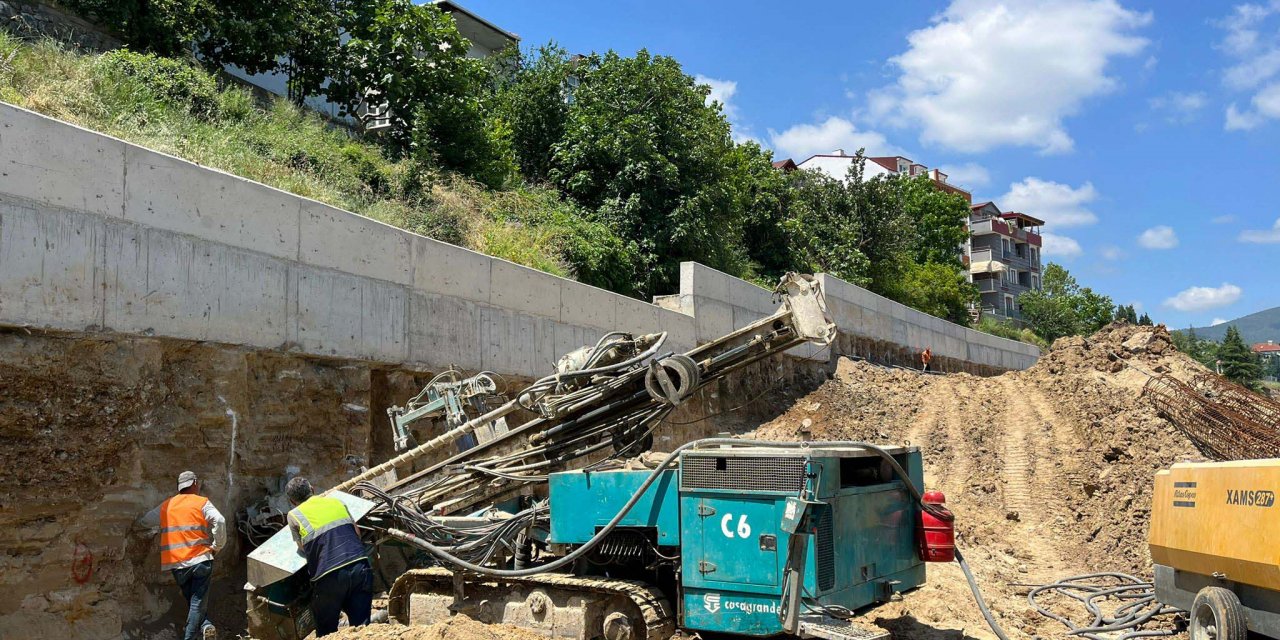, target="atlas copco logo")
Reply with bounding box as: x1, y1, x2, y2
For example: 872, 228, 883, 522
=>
1226, 489, 1276, 507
